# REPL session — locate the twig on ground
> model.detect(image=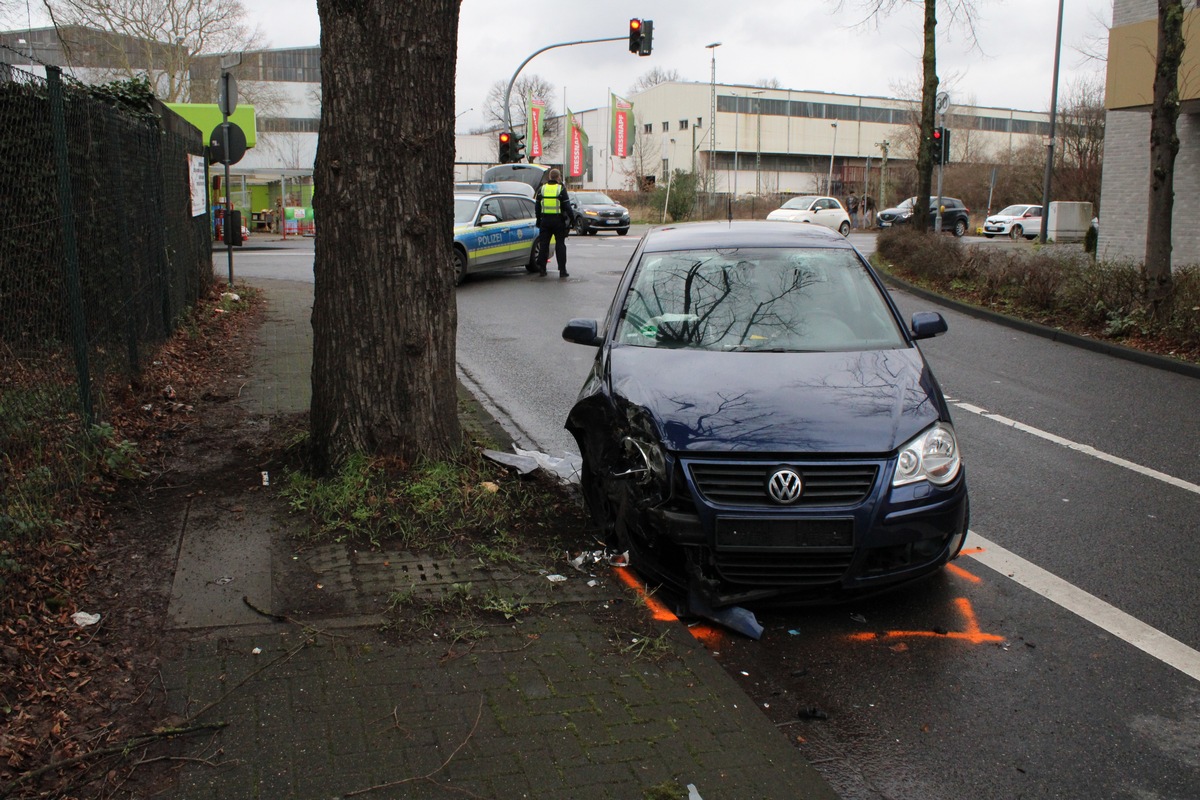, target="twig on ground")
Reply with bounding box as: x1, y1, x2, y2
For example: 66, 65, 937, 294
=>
0, 723, 227, 798
343, 696, 485, 798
